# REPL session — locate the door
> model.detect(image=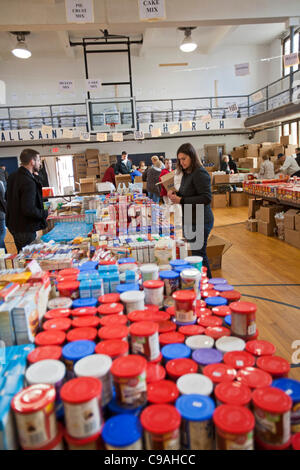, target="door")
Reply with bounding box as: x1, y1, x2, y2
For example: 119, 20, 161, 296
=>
0, 157, 18, 175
